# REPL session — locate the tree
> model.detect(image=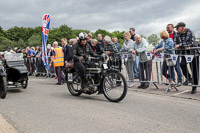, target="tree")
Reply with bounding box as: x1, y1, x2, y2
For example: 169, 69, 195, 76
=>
16, 38, 26, 48
140, 34, 147, 39
27, 34, 42, 47
0, 36, 16, 51
147, 34, 160, 46
0, 26, 4, 37
48, 25, 74, 45
94, 29, 111, 38
33, 26, 42, 35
